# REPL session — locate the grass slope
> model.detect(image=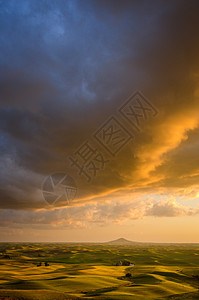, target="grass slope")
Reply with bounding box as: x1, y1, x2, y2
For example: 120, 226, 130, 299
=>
0, 243, 199, 299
